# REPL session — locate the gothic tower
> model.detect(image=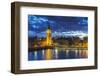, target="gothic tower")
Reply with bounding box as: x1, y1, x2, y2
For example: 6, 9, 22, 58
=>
45, 24, 53, 60
46, 24, 52, 46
